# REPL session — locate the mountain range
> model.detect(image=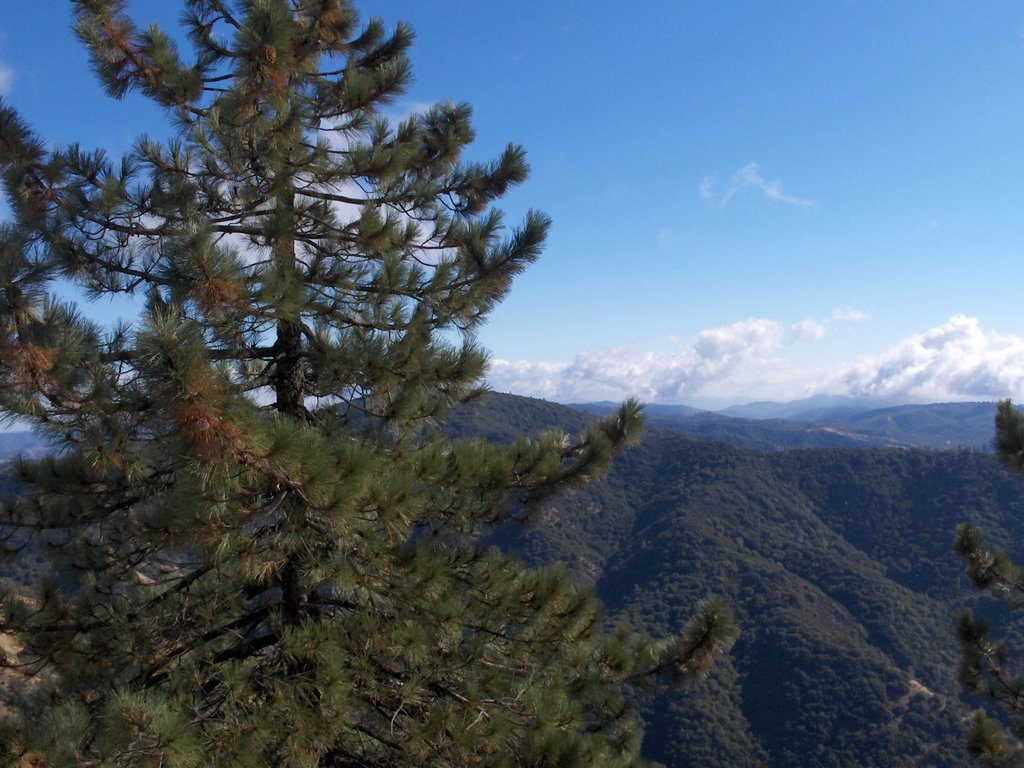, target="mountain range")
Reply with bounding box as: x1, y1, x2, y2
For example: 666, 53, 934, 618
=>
571, 397, 999, 451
